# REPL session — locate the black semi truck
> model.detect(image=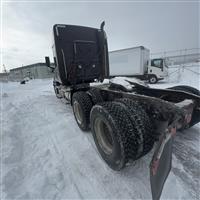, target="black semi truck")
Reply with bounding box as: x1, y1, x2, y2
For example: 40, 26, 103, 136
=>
48, 22, 200, 200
